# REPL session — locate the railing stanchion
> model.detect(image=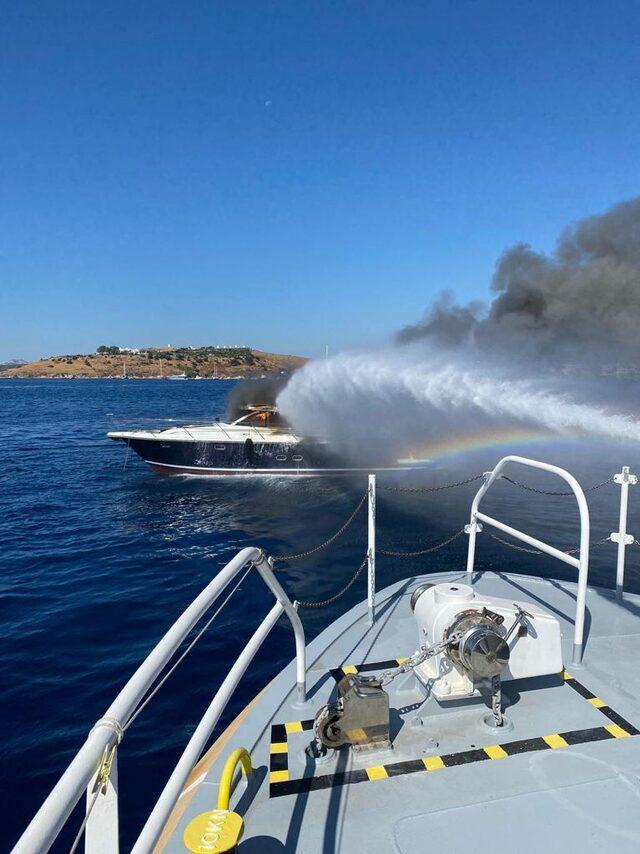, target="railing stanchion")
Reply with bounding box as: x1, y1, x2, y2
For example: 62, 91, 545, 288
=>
612, 466, 637, 602
84, 747, 119, 854
465, 520, 482, 582
368, 474, 376, 626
